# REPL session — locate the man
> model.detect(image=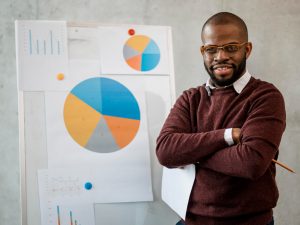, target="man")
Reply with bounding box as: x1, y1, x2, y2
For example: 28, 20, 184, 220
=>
156, 12, 286, 225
